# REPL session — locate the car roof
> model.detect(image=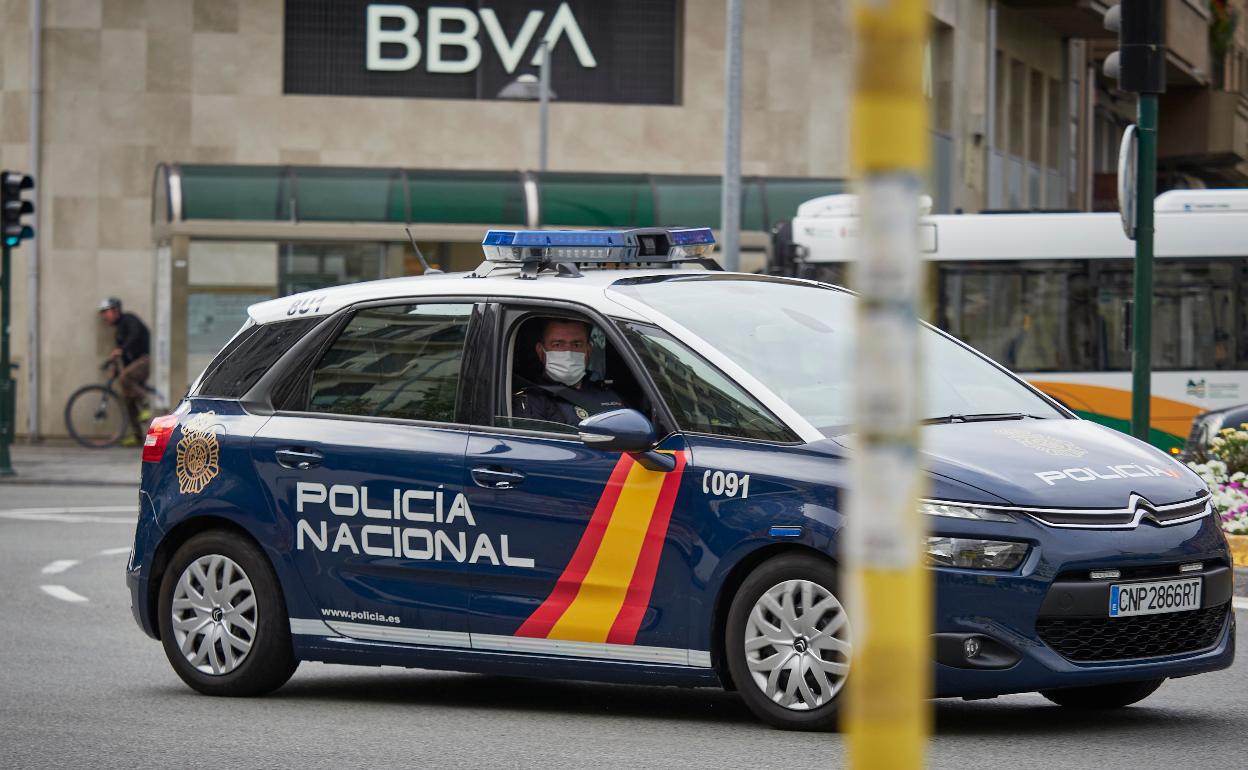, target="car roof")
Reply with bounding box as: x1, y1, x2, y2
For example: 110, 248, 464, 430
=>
247, 265, 754, 325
